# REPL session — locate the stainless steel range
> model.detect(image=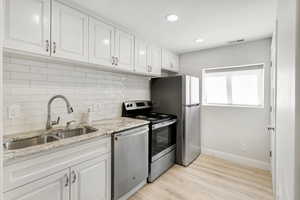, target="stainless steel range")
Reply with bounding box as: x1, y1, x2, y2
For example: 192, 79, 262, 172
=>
122, 100, 177, 182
